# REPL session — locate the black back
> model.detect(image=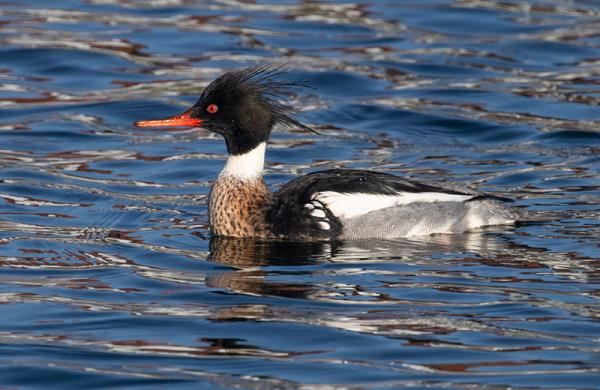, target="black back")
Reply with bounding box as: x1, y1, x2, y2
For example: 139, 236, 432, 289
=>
275, 169, 471, 196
